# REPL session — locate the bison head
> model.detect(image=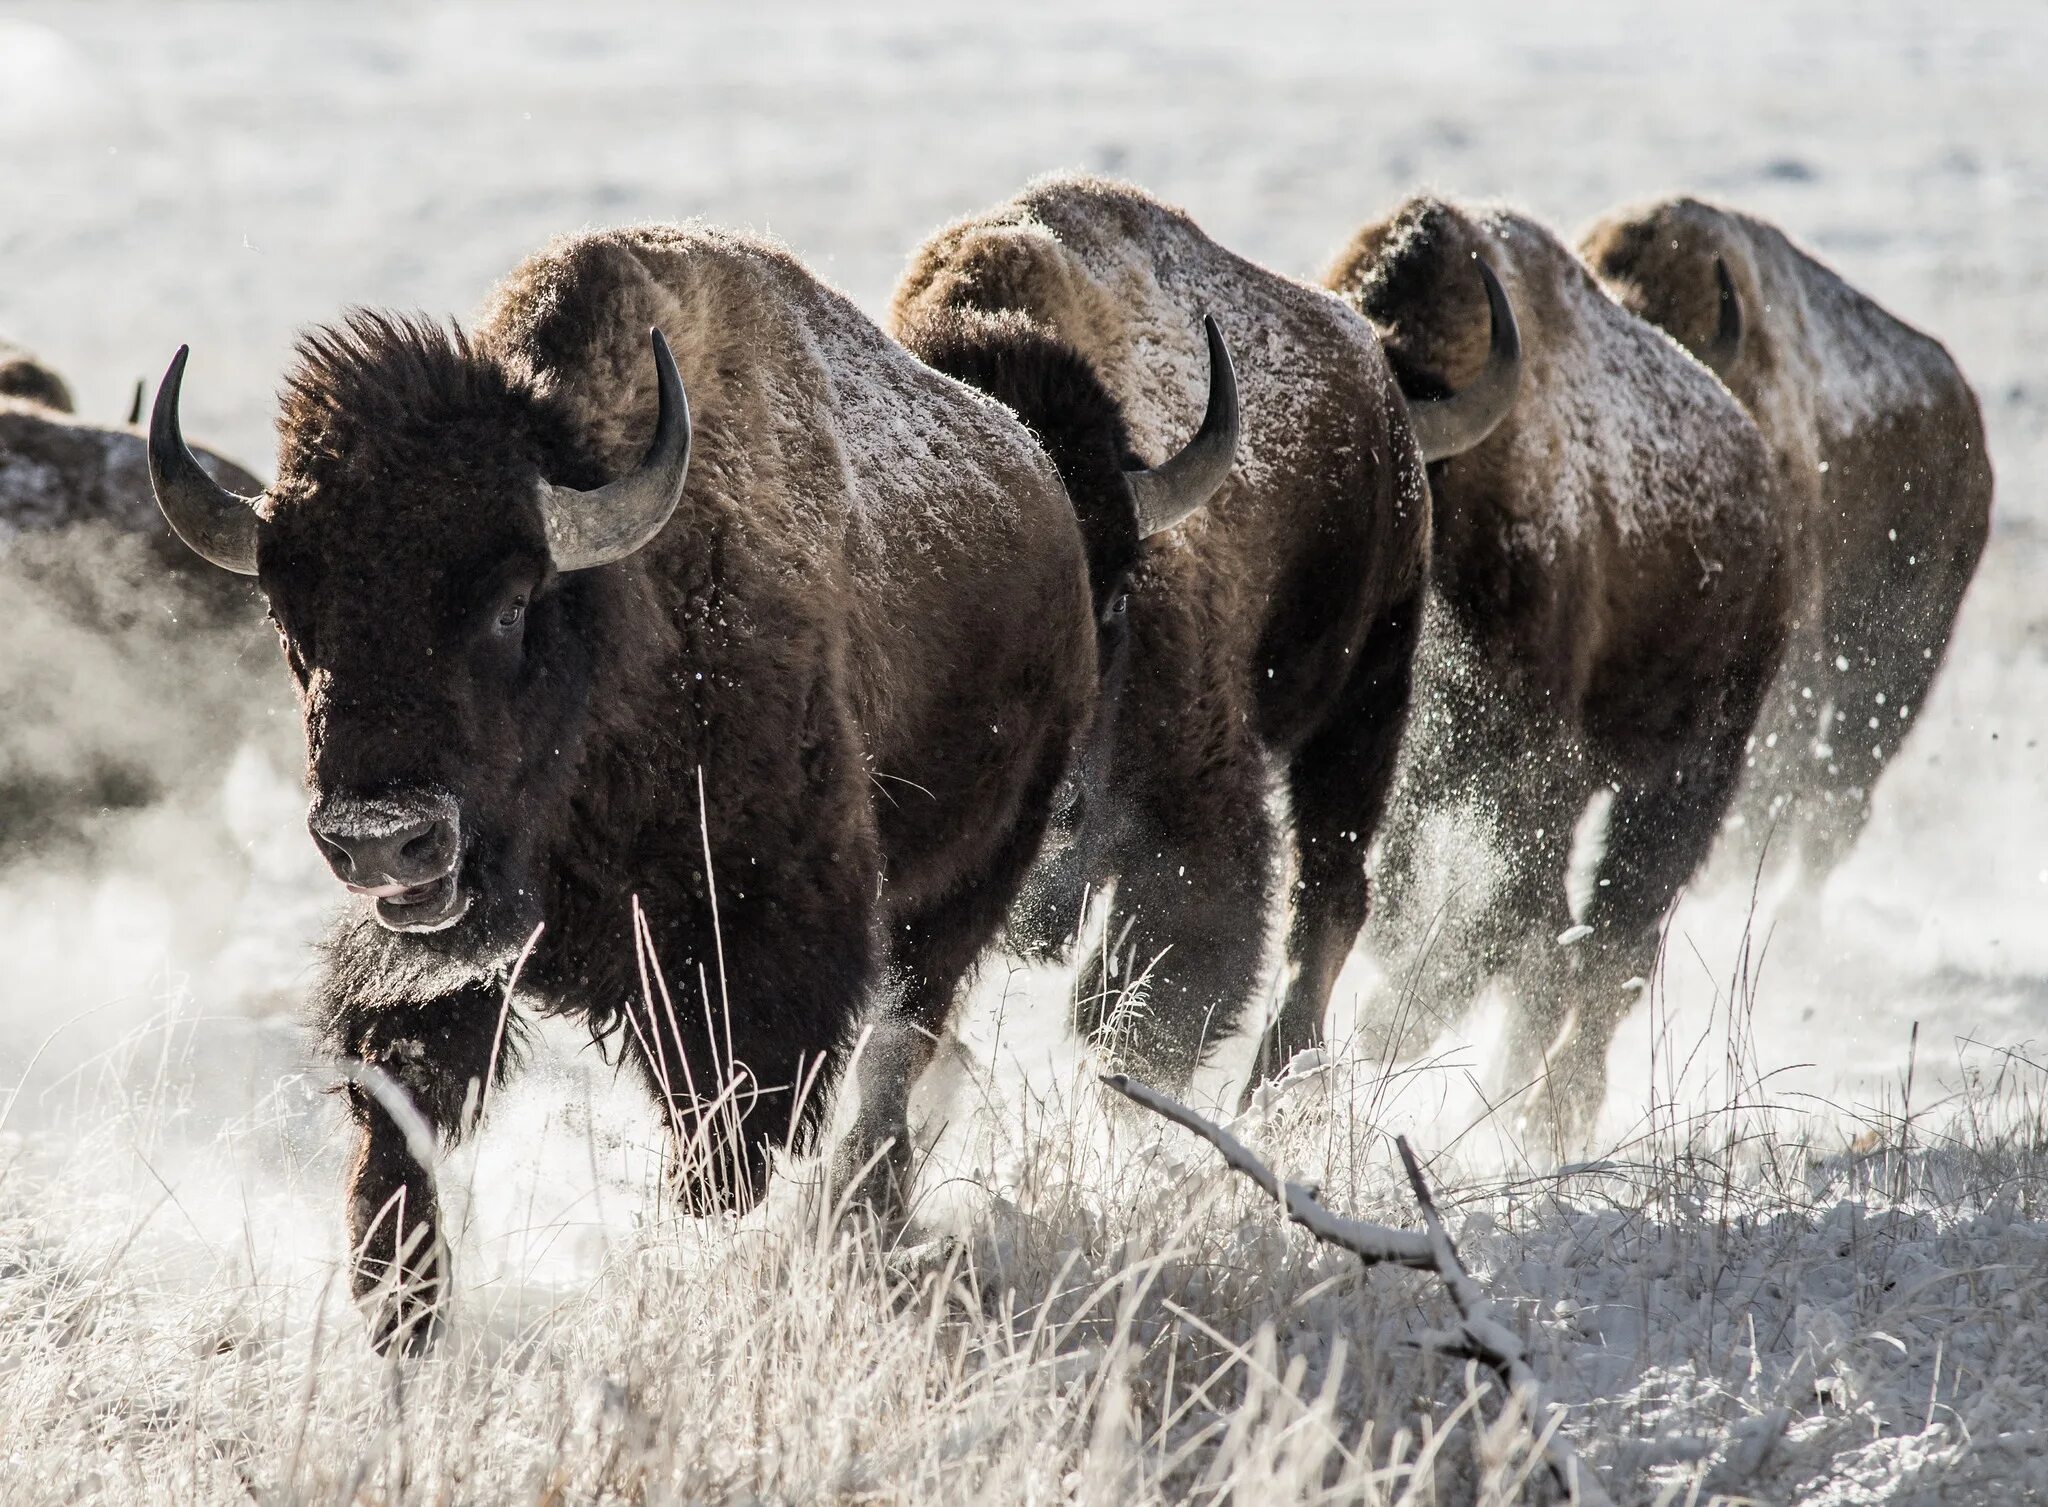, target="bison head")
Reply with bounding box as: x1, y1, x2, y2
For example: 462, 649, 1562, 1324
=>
1579, 199, 1749, 389
1326, 197, 1526, 464
148, 315, 689, 950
